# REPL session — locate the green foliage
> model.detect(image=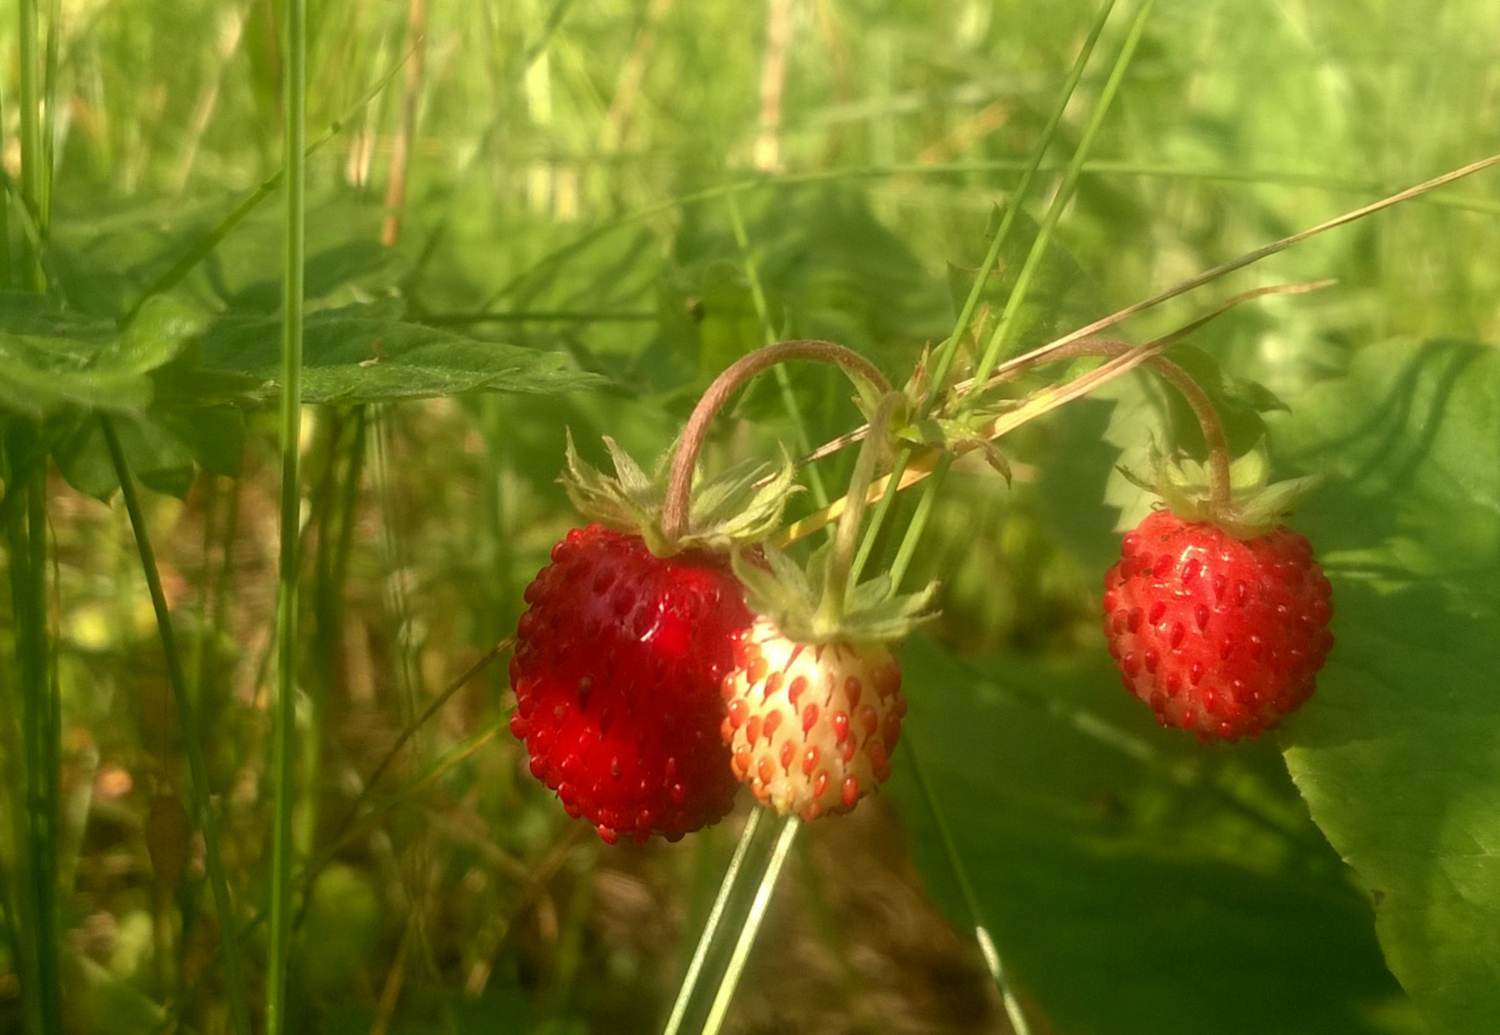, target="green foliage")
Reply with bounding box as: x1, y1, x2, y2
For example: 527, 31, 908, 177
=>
0, 292, 192, 418
3, 0, 1500, 1030
1274, 338, 1500, 1035
888, 636, 1415, 1035
194, 302, 605, 404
